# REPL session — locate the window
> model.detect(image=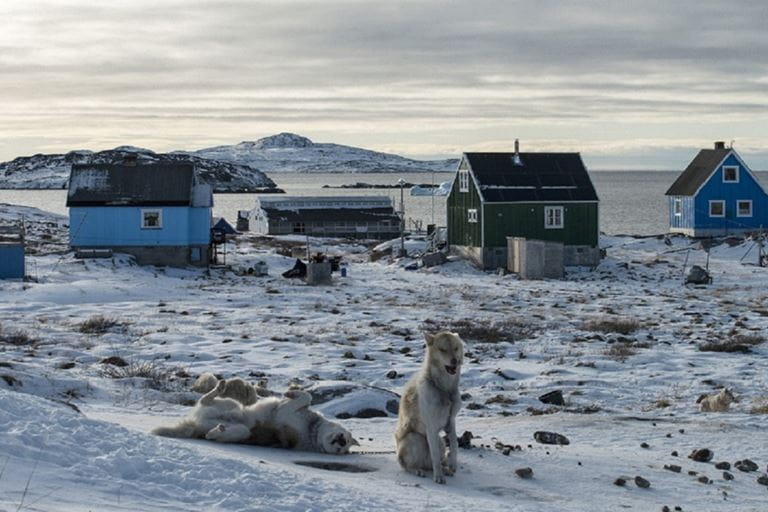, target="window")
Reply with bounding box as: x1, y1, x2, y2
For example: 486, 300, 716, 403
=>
459, 170, 469, 192
674, 199, 682, 216
544, 206, 564, 229
292, 222, 305, 233
709, 200, 725, 217
737, 200, 753, 217
468, 208, 478, 223
723, 166, 739, 183
141, 209, 162, 229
